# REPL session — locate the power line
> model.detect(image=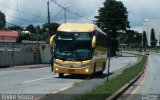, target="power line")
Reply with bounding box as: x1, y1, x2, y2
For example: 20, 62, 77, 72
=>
0, 3, 45, 18
0, 1, 11, 6
51, 8, 63, 21
1, 8, 34, 25
0, 1, 47, 25
5, 13, 33, 23
6, 22, 19, 26
51, 0, 94, 22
